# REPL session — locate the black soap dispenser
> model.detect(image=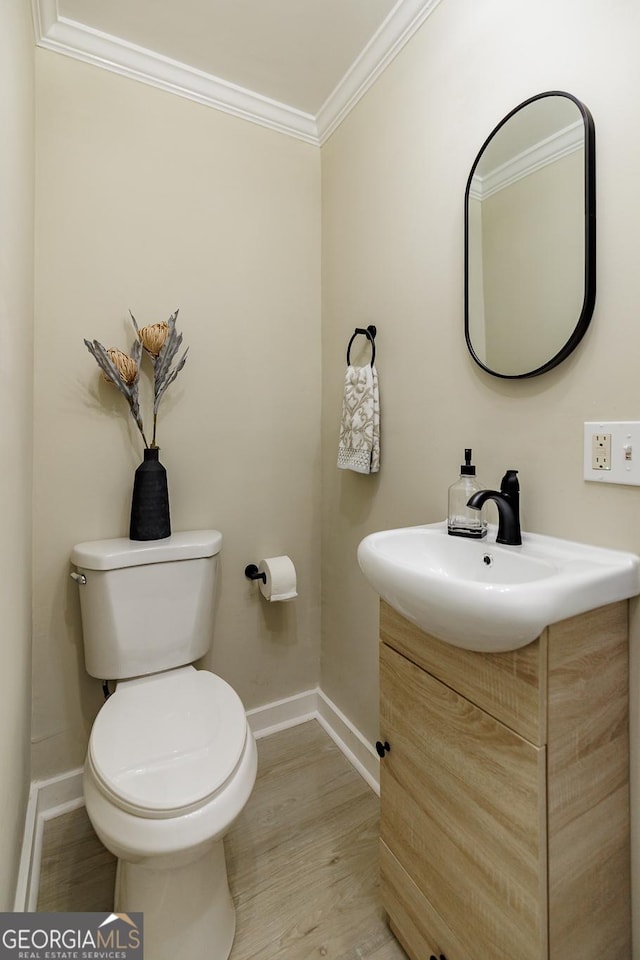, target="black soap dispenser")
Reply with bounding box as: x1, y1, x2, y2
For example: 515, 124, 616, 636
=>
447, 449, 487, 539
